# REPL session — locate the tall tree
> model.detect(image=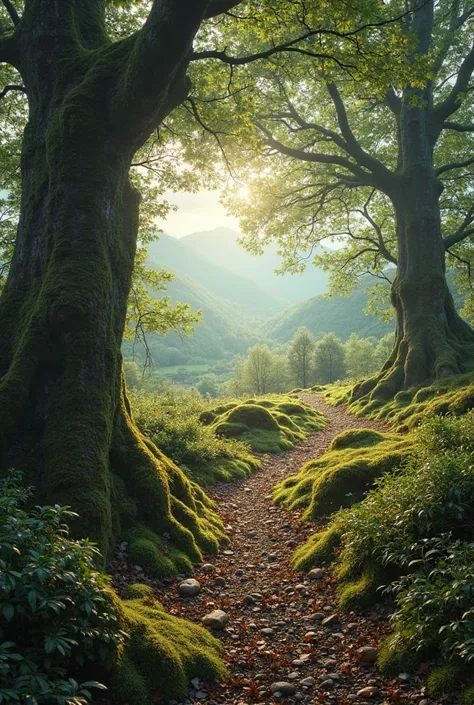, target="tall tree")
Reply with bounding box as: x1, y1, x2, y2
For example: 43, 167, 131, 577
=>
344, 334, 377, 379
223, 0, 474, 399
314, 332, 346, 383
0, 0, 255, 560
288, 327, 315, 388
